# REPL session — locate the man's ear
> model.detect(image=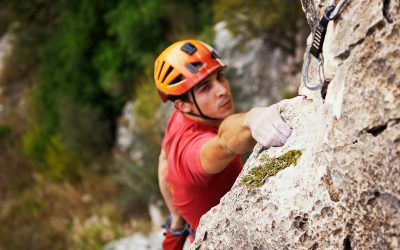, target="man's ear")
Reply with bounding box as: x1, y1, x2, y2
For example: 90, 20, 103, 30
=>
174, 99, 192, 113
